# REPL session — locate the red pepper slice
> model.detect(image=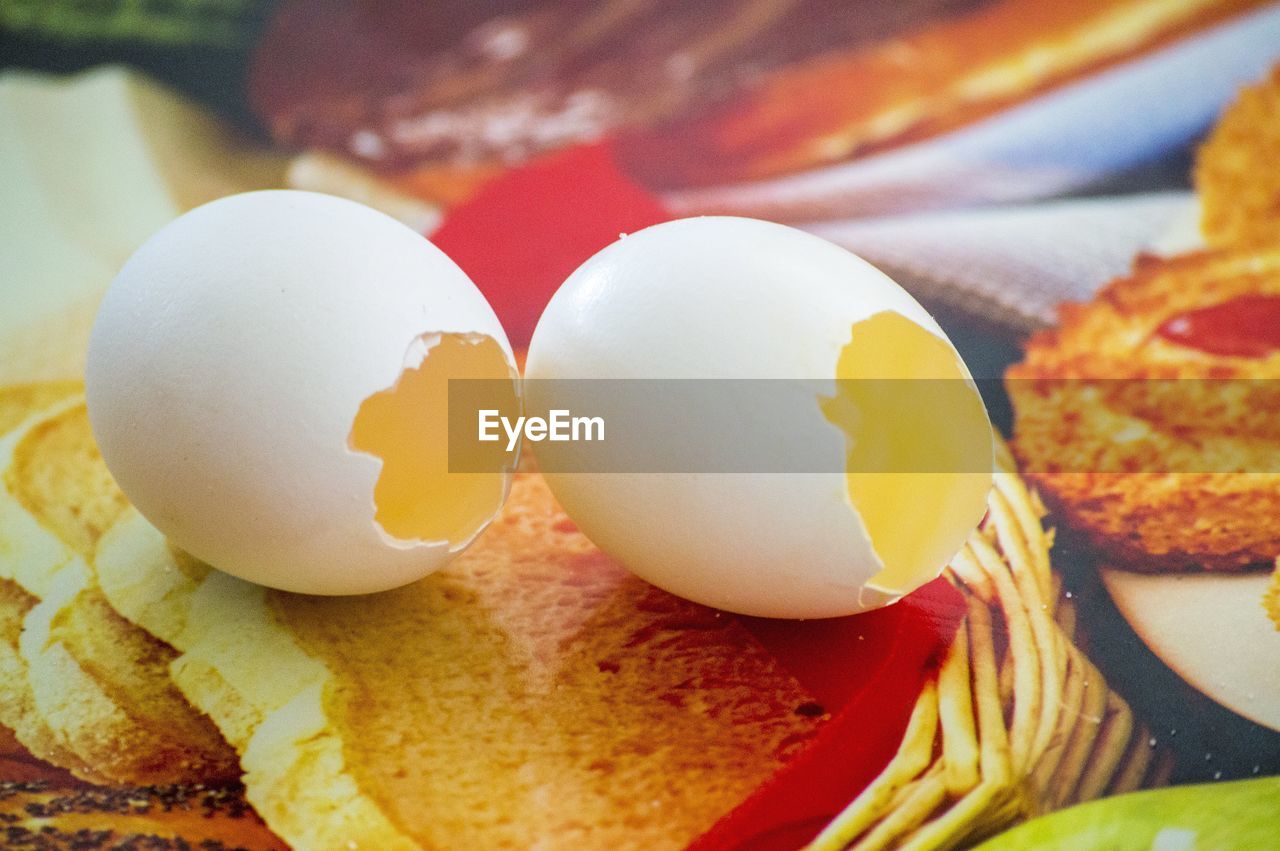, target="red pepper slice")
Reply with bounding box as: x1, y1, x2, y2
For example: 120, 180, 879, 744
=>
696, 579, 966, 851
433, 143, 671, 348
1156, 294, 1280, 358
